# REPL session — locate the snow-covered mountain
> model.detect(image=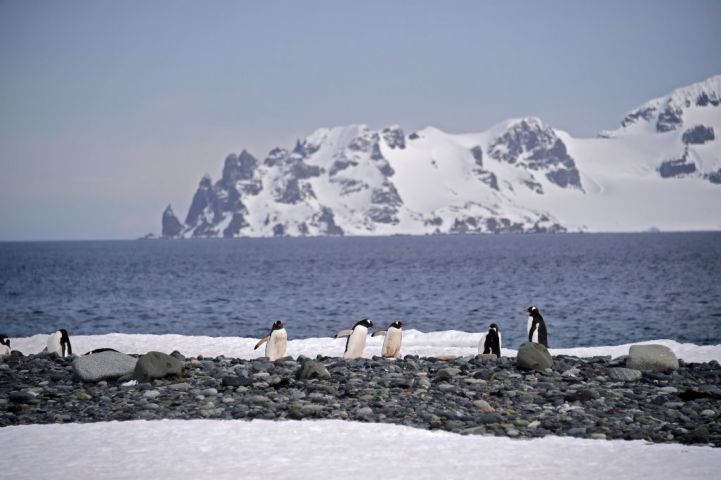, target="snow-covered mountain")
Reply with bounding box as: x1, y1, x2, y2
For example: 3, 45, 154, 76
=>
161, 74, 721, 237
